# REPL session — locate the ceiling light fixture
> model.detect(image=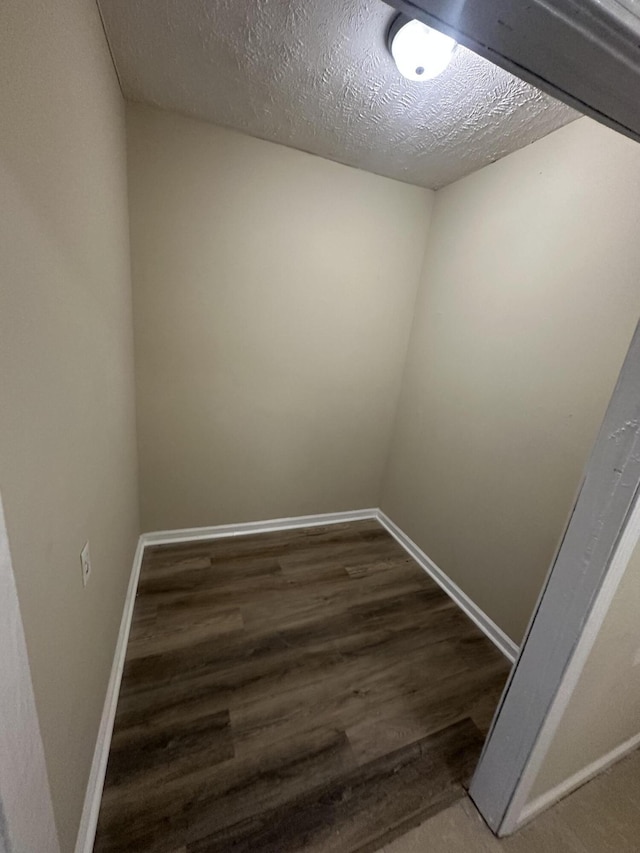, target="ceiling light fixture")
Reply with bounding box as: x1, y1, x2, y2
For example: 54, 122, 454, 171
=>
388, 14, 457, 82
